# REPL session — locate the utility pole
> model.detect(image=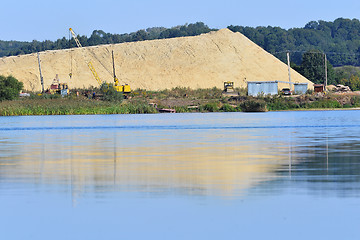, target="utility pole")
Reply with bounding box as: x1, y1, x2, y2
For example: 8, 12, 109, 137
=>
324, 53, 328, 87
112, 50, 117, 82
287, 52, 292, 90
37, 52, 45, 93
